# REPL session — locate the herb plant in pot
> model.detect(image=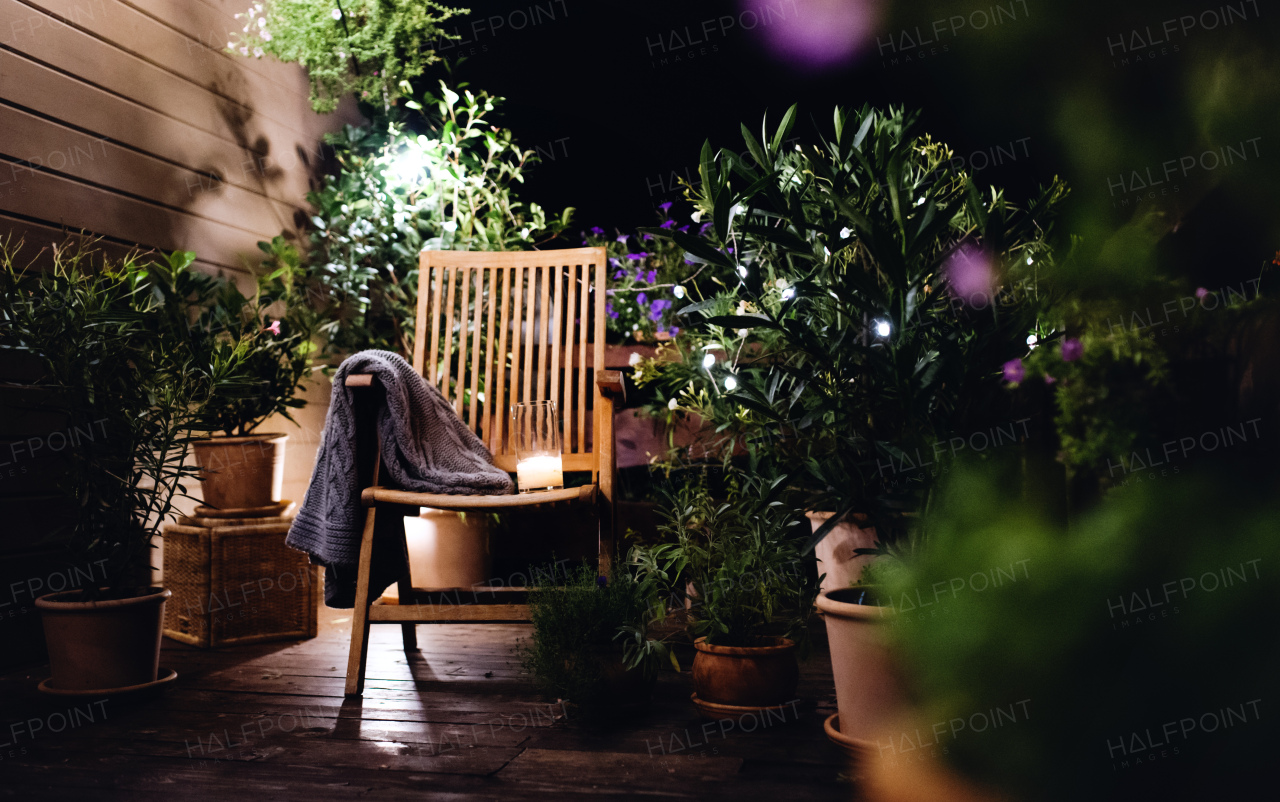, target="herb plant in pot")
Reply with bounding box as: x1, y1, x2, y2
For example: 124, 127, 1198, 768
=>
522, 561, 672, 721
0, 241, 241, 694
191, 242, 316, 513
632, 472, 818, 719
